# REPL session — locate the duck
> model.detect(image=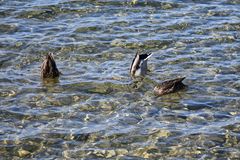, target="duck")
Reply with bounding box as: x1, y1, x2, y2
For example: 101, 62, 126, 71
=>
40, 53, 61, 79
154, 77, 186, 96
130, 50, 153, 77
